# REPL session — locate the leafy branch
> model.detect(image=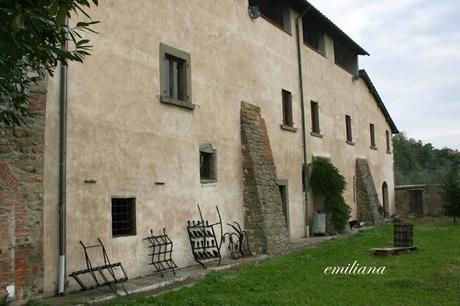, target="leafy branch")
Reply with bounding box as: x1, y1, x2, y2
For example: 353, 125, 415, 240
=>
0, 0, 99, 126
